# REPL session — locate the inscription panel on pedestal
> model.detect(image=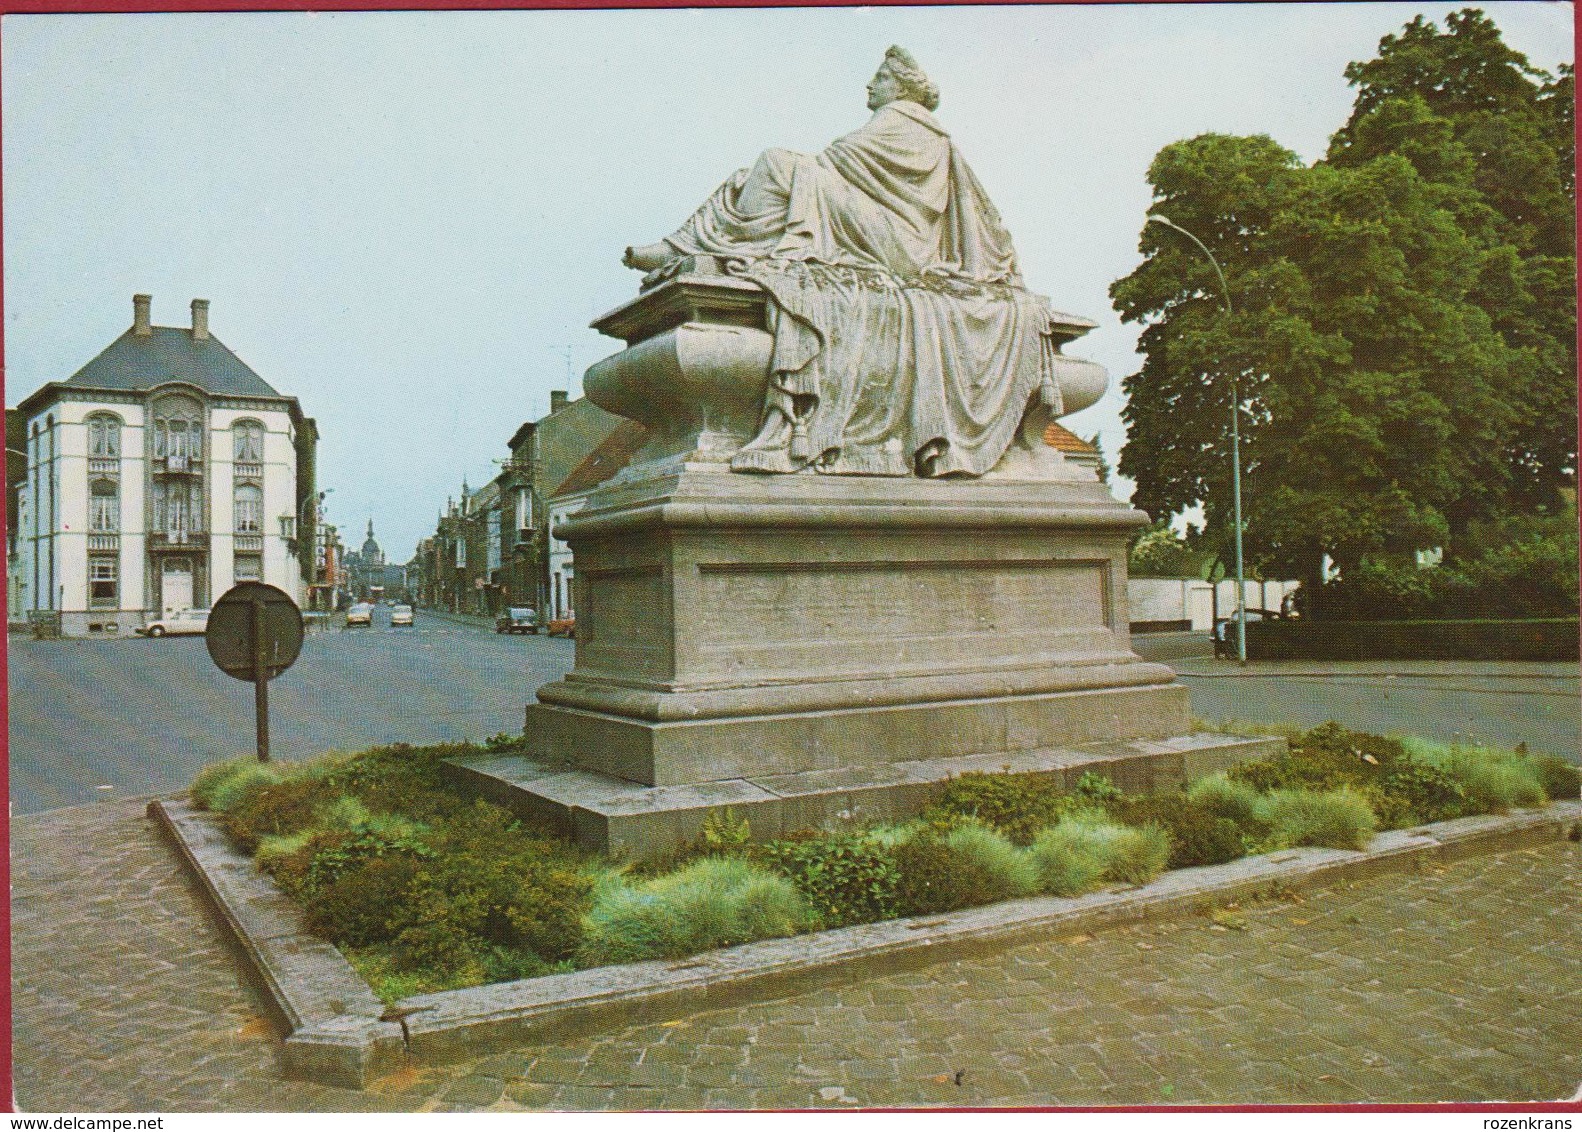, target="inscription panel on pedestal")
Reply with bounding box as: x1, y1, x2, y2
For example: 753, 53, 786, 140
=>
693, 558, 1113, 680
581, 567, 671, 679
